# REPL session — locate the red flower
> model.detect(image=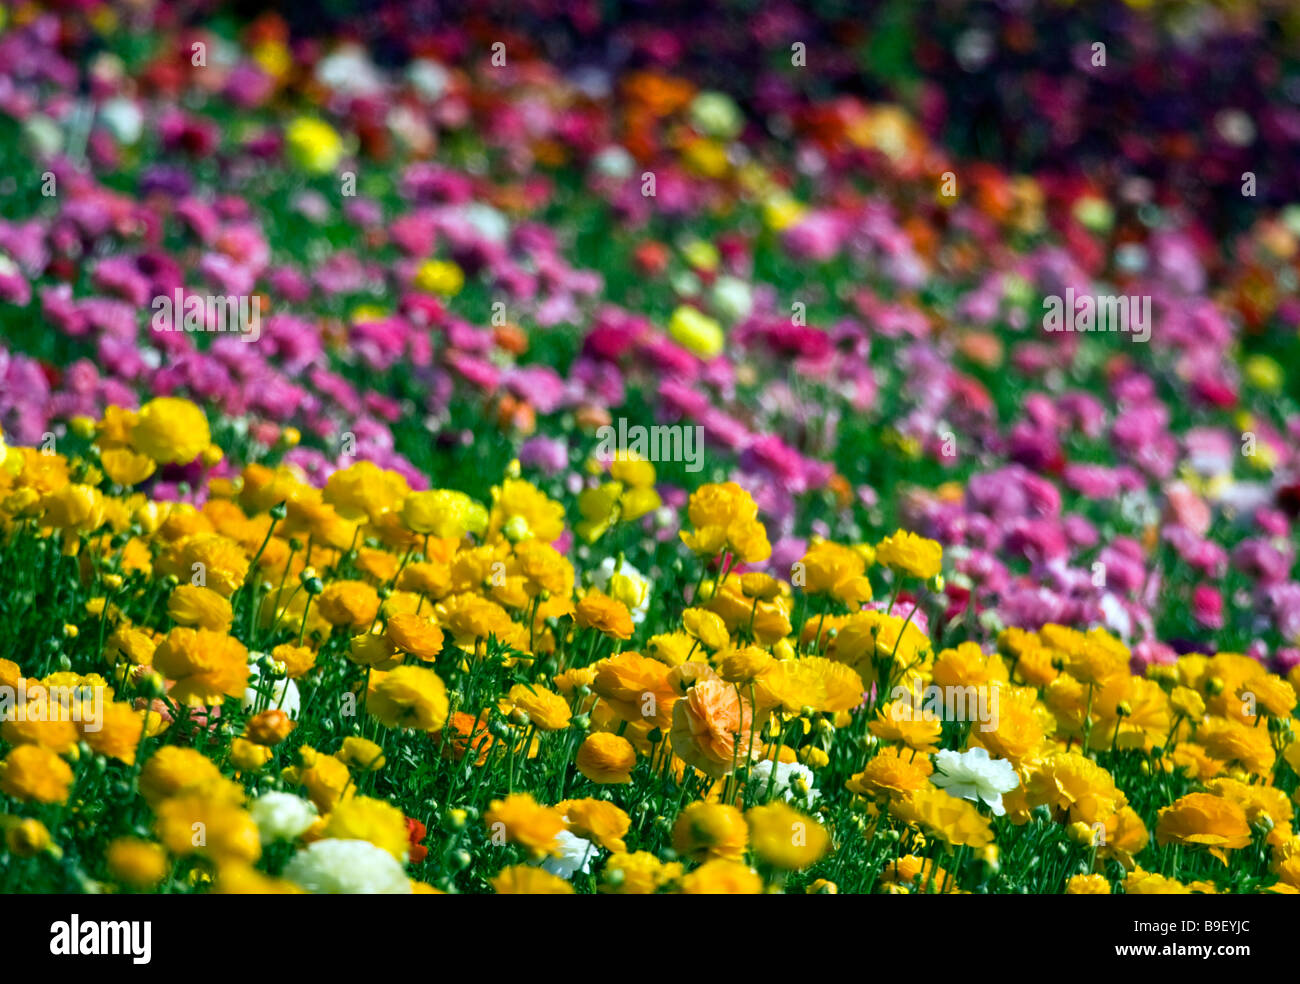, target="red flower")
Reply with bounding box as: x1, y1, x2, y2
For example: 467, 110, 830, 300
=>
405, 816, 429, 863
